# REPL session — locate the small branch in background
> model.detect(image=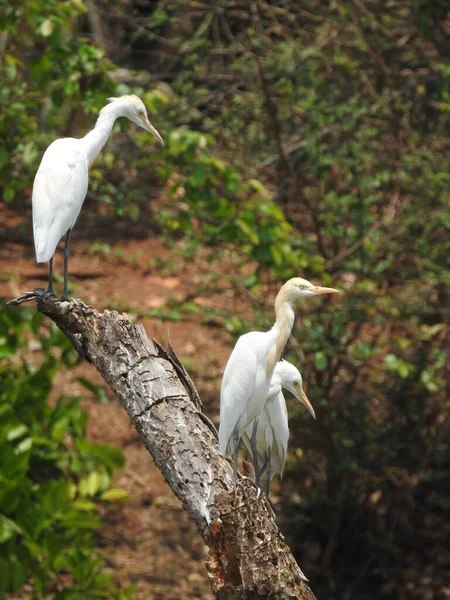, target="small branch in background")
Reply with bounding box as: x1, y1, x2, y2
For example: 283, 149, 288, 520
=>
253, 52, 290, 169
325, 190, 400, 271
250, 46, 329, 258
85, 1, 109, 49
351, 0, 394, 39
259, 127, 338, 168
0, 31, 9, 67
